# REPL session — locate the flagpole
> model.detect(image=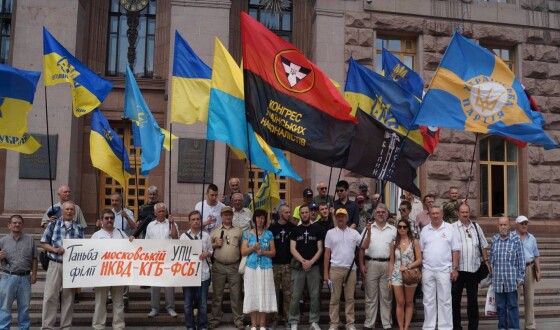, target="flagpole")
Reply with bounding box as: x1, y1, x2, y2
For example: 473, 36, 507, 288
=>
223, 146, 230, 201
326, 166, 334, 206
121, 116, 128, 209
200, 139, 209, 222
464, 133, 479, 204
43, 86, 55, 212
134, 146, 140, 218
244, 122, 257, 242
95, 169, 100, 216
168, 123, 173, 211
